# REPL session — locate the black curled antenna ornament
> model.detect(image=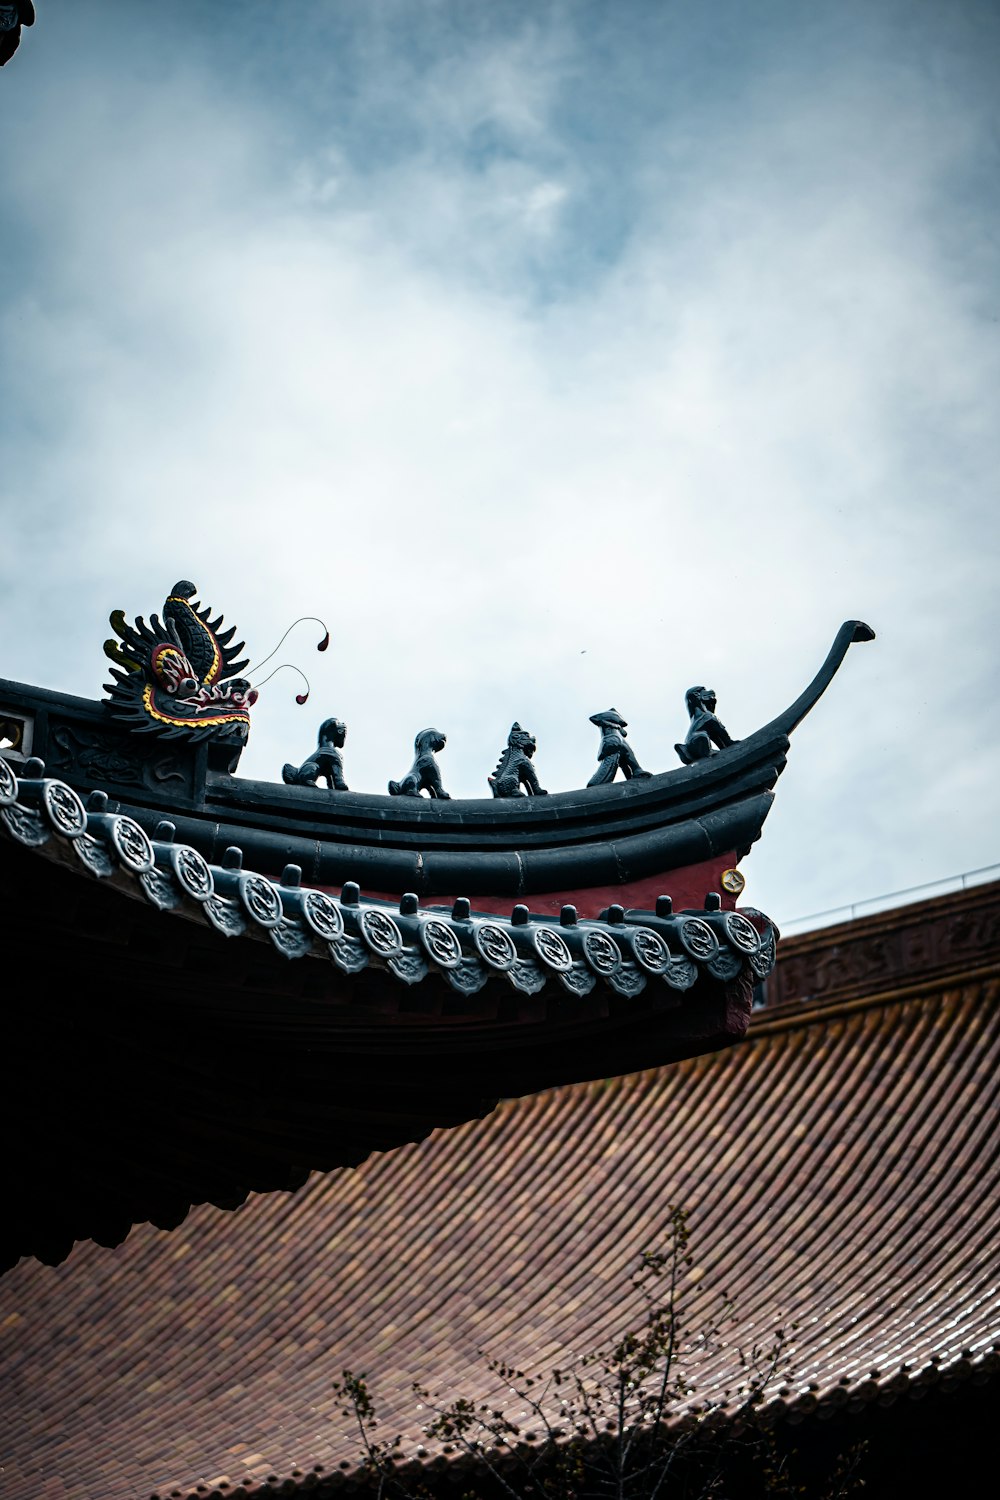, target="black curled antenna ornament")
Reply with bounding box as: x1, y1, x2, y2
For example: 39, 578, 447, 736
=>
388, 729, 450, 799
587, 708, 651, 787
103, 581, 256, 746
675, 686, 737, 765
282, 717, 348, 790
0, 2, 35, 68
488, 722, 548, 798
